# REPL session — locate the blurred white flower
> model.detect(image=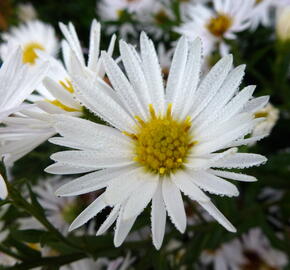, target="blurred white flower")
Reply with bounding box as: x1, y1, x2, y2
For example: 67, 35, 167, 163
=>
241, 228, 288, 269
176, 0, 254, 56
201, 239, 244, 270
46, 33, 267, 249
200, 228, 288, 270
17, 3, 37, 22
0, 20, 58, 65
276, 5, 290, 42
252, 103, 279, 138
